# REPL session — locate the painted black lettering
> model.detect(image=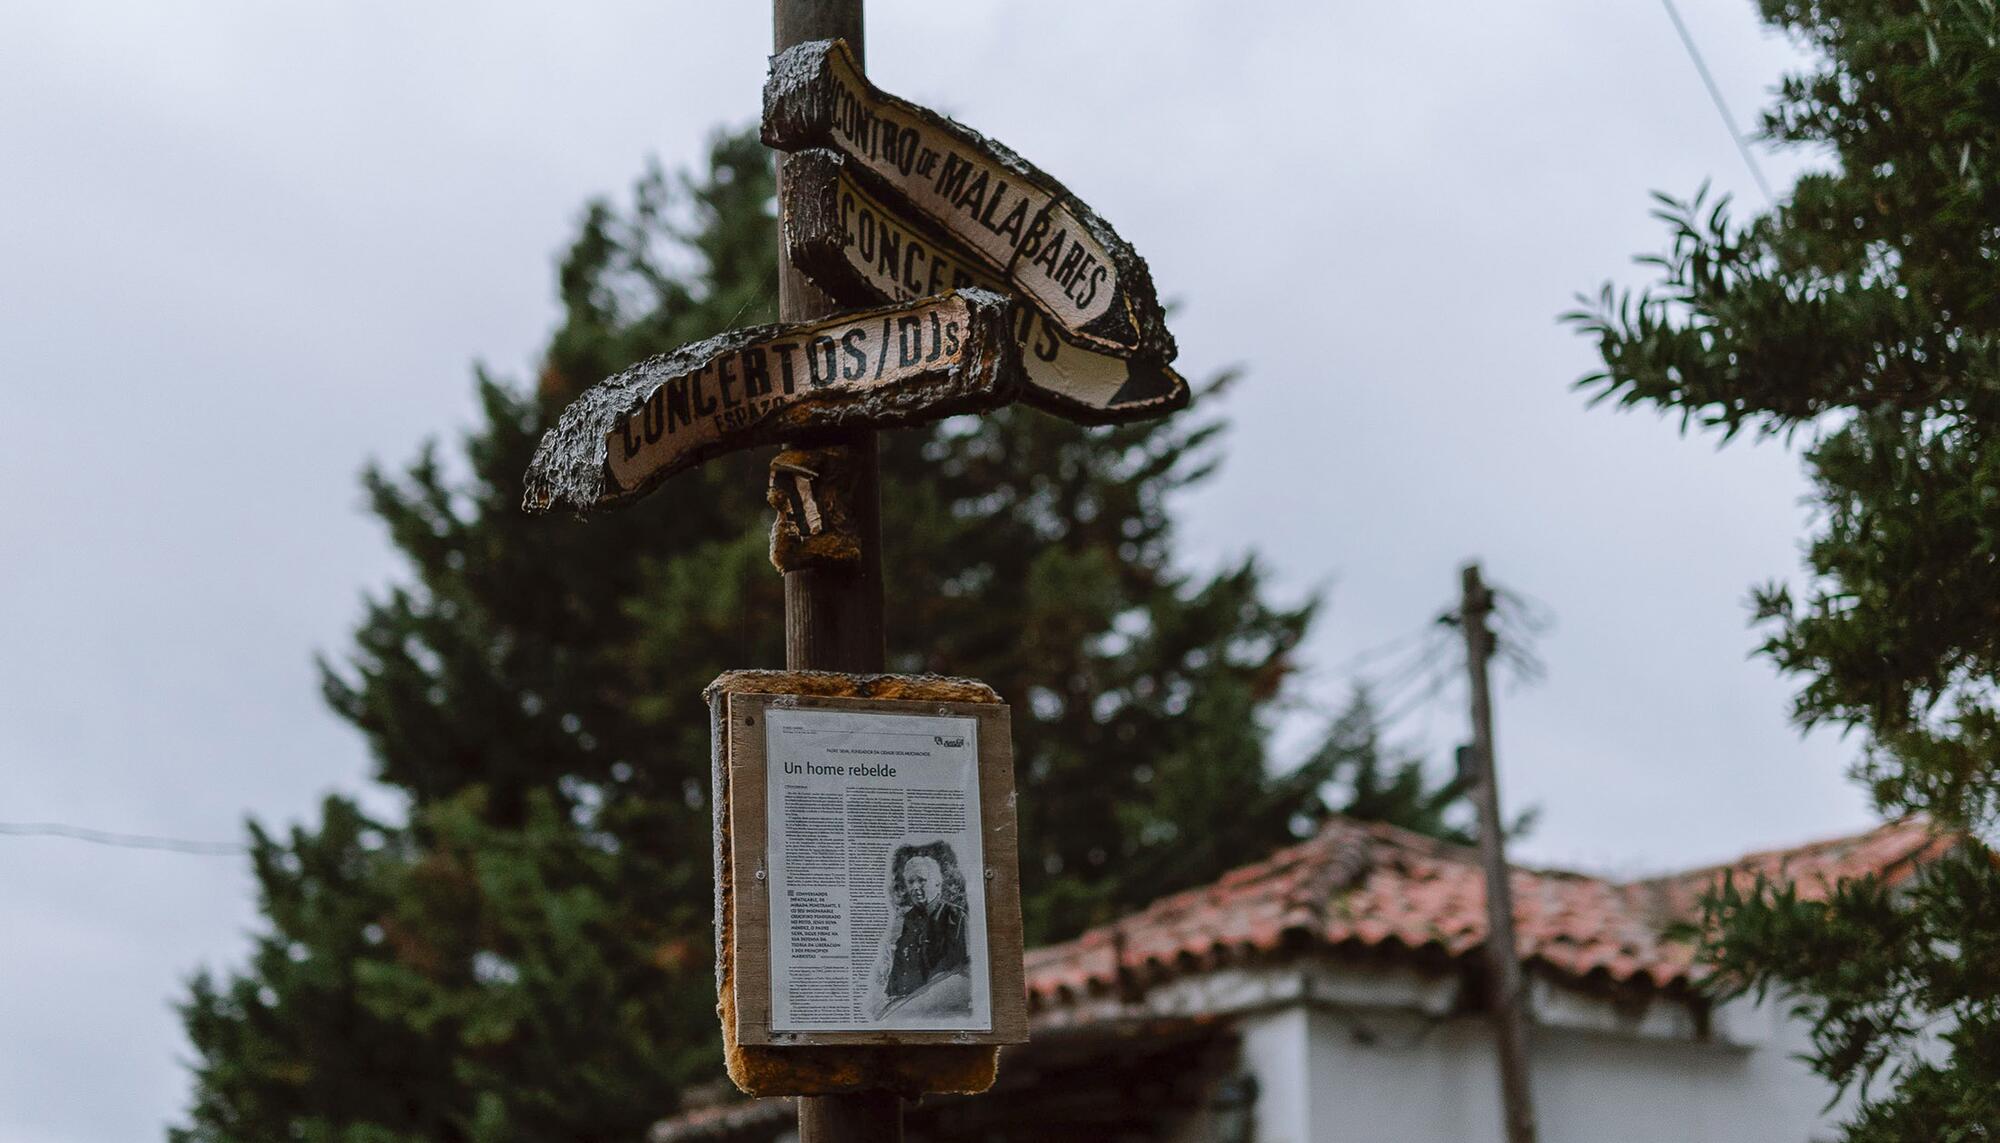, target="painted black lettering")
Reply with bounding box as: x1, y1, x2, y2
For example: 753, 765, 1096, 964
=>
620, 412, 643, 458
772, 342, 798, 394
934, 153, 972, 203
876, 227, 901, 284
1034, 316, 1061, 362
993, 198, 1030, 244
953, 169, 989, 217
742, 348, 771, 398
841, 328, 868, 380
1032, 228, 1067, 276
692, 364, 718, 415
808, 336, 837, 387
834, 94, 855, 143
903, 241, 925, 295
717, 353, 740, 408
874, 114, 900, 163
979, 180, 1011, 231
924, 311, 943, 363
1016, 209, 1053, 259
942, 320, 961, 357
898, 315, 923, 366
1077, 264, 1108, 310
643, 389, 666, 443
666, 376, 693, 432
1055, 243, 1089, 290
